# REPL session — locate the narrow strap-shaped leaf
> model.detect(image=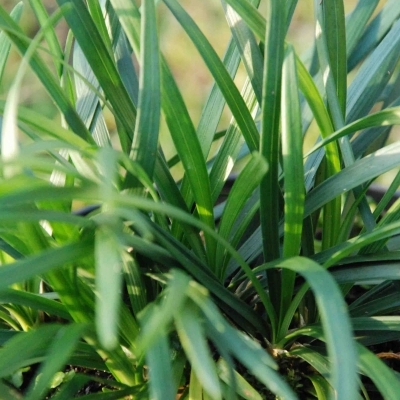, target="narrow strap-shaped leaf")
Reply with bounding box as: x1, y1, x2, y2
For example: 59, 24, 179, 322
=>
281, 46, 305, 258
357, 343, 400, 399
0, 288, 70, 320
95, 222, 123, 350
154, 155, 206, 263
280, 45, 305, 324
137, 270, 191, 354
0, 324, 61, 378
297, 57, 341, 247
197, 38, 241, 158
345, 0, 379, 57
222, 0, 265, 41
0, 7, 93, 143
348, 0, 400, 71
222, 1, 263, 104
171, 38, 242, 238
0, 100, 92, 148
130, 0, 160, 180
87, 0, 113, 57
161, 61, 216, 267
285, 0, 298, 32
216, 153, 268, 278
319, 0, 347, 118
109, 0, 216, 265
108, 8, 139, 105
314, 0, 377, 234
276, 257, 358, 400
175, 301, 222, 400
56, 0, 137, 153
0, 3, 22, 82
259, 0, 285, 324
73, 42, 111, 146
25, 324, 87, 400
188, 285, 296, 399
307, 106, 400, 156
305, 140, 400, 219
145, 330, 175, 400
163, 0, 259, 153
209, 78, 257, 204
28, 0, 63, 75
346, 18, 400, 124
